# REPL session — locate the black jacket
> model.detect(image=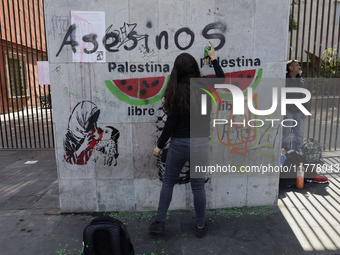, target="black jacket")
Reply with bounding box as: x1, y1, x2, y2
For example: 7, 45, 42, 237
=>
157, 60, 224, 149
